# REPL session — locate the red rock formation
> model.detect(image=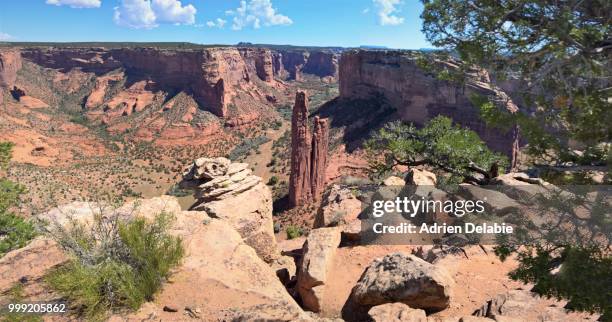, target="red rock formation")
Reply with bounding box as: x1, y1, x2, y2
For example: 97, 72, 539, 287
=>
289, 91, 312, 207
0, 49, 22, 89
310, 116, 329, 201
20, 47, 279, 118
273, 50, 339, 81
289, 92, 331, 207
303, 51, 338, 79
339, 50, 520, 165
0, 50, 22, 103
